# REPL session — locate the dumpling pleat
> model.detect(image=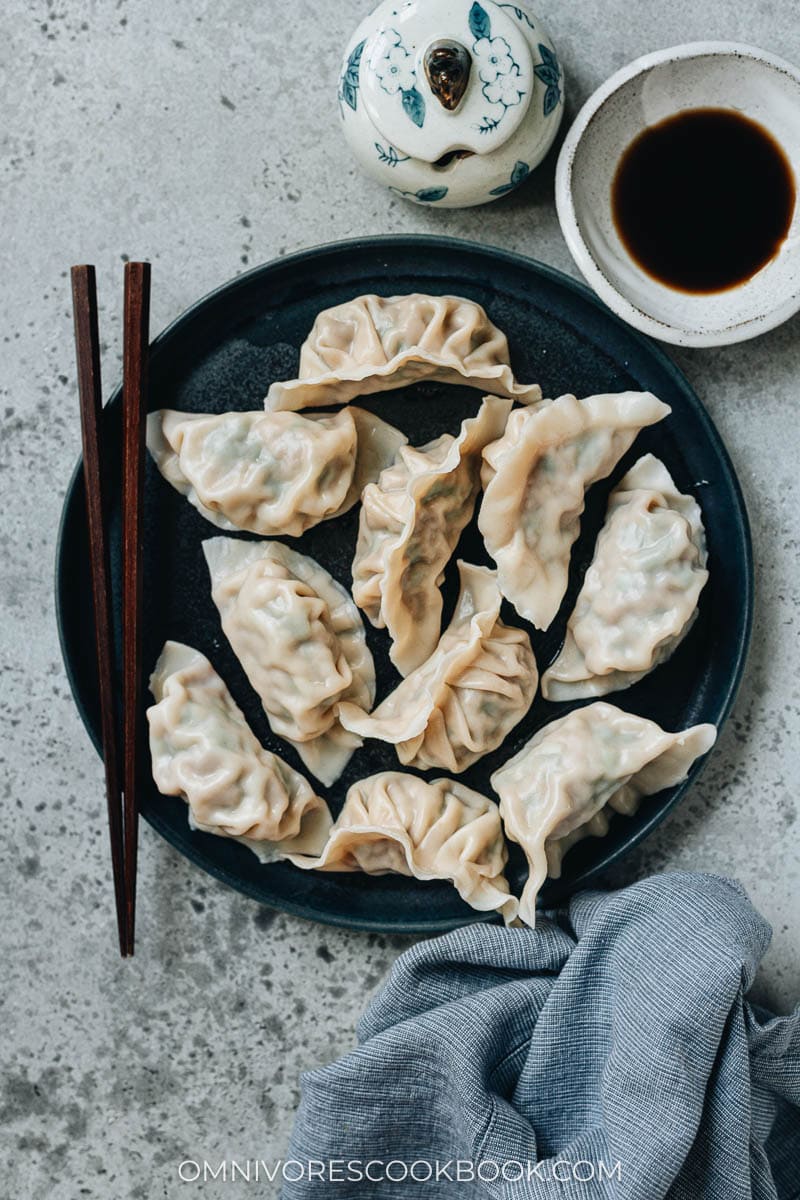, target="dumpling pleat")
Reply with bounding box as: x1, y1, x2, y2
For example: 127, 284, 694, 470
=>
479, 391, 671, 629
339, 561, 538, 773
146, 641, 332, 858
146, 406, 405, 537
284, 771, 518, 924
353, 395, 513, 675
541, 454, 709, 700
491, 703, 716, 926
204, 538, 375, 787
265, 294, 542, 410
